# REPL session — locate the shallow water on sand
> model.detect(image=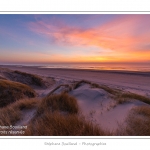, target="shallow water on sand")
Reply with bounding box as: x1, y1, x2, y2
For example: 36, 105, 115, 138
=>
38, 62, 150, 72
